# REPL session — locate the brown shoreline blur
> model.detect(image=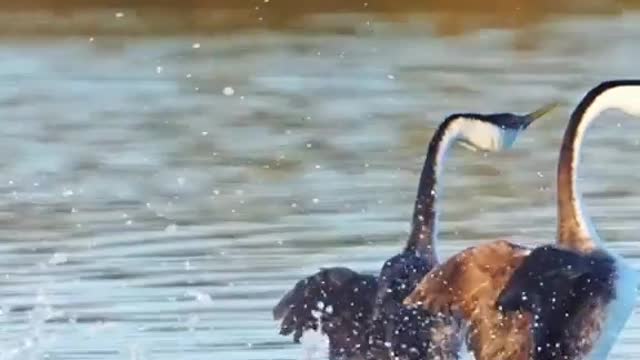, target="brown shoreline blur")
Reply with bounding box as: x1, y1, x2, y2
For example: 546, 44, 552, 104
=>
3, 0, 639, 12
1, 0, 639, 36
